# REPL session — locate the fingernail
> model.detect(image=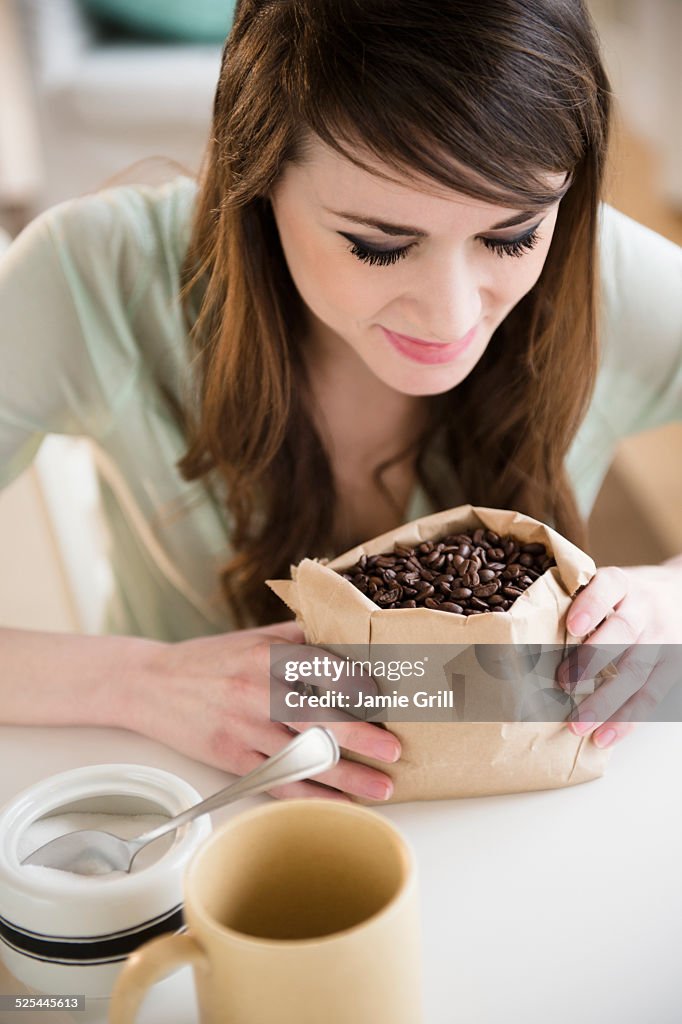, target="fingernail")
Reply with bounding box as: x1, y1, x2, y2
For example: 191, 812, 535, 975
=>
571, 718, 596, 736
568, 612, 591, 635
375, 741, 401, 763
364, 780, 392, 801
594, 728, 617, 748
